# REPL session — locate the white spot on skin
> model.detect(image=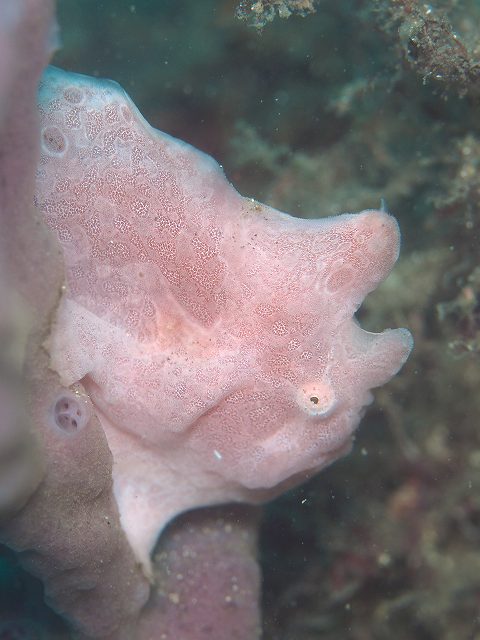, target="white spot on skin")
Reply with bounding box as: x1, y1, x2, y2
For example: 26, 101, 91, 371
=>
296, 380, 337, 417
213, 449, 222, 460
